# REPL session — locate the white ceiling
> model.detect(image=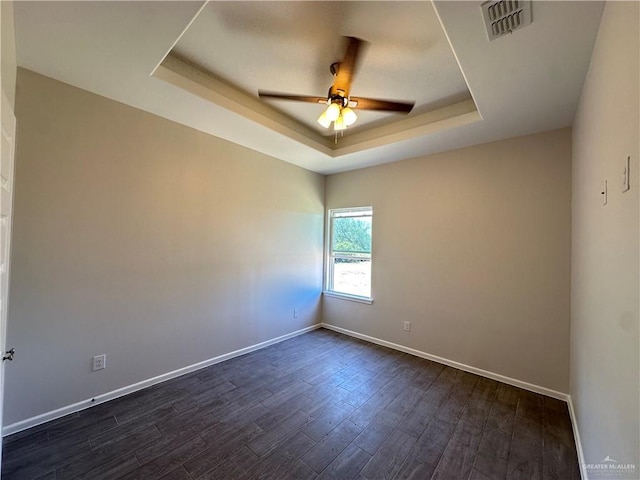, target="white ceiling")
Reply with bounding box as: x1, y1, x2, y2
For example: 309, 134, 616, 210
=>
14, 1, 604, 175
